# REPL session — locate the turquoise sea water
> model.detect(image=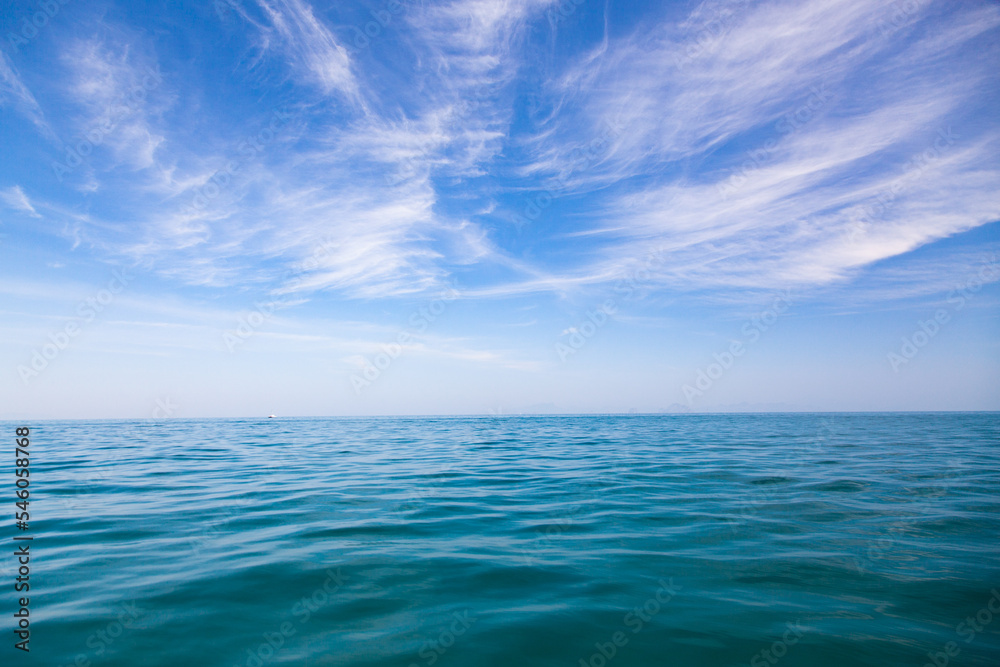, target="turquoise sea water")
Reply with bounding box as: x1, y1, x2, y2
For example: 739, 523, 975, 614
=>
7, 413, 1000, 666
